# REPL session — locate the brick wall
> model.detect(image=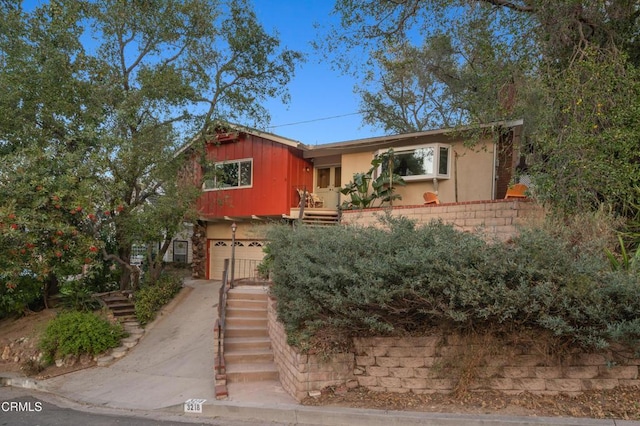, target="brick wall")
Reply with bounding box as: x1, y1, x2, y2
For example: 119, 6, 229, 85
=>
267, 297, 356, 401
267, 306, 640, 399
341, 199, 545, 241
352, 336, 640, 395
